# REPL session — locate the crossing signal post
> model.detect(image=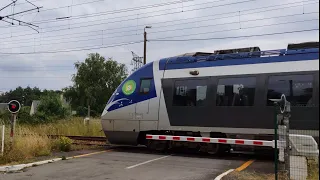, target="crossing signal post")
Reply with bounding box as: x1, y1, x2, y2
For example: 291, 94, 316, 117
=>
7, 100, 21, 145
